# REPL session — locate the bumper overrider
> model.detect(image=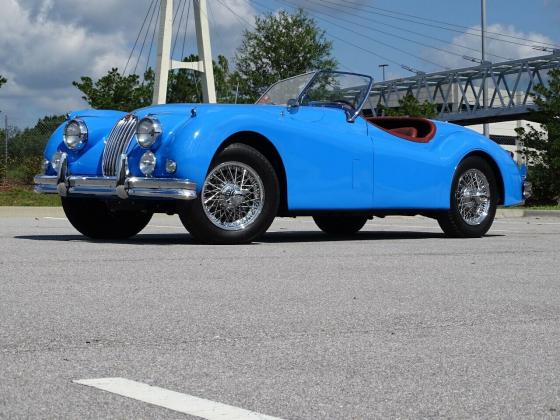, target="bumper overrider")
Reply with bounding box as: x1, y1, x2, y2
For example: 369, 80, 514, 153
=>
34, 153, 197, 201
